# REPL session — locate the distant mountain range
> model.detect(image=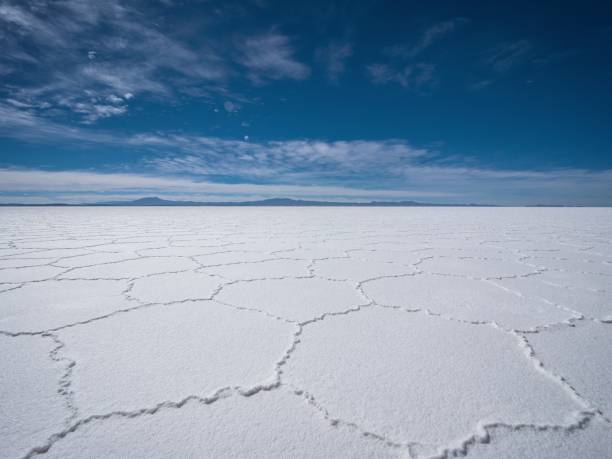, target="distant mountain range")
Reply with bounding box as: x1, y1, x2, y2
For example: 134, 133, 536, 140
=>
1, 196, 498, 207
